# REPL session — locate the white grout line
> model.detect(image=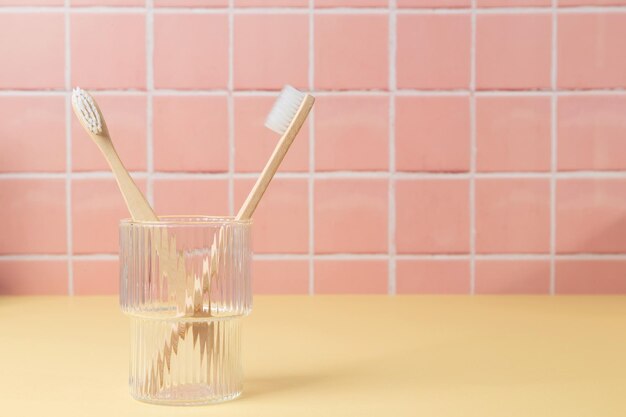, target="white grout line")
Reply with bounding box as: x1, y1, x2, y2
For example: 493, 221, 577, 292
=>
389, 8, 470, 15
307, 90, 388, 96
228, 0, 235, 216
0, 173, 68, 179
397, 254, 471, 261
7, 170, 626, 180
64, 0, 73, 295
552, 254, 626, 260
469, 0, 477, 295
395, 90, 471, 96
152, 172, 229, 180
552, 171, 626, 178
255, 254, 309, 261
311, 253, 390, 260
154, 89, 229, 96
396, 6, 626, 14
155, 7, 310, 14
476, 253, 552, 260
146, 0, 155, 207
316, 171, 406, 178
5, 253, 626, 262
4, 88, 626, 96
72, 254, 119, 261
308, 0, 315, 296
2, 5, 626, 13
549, 0, 558, 295
70, 171, 148, 179
400, 254, 553, 261
0, 254, 70, 261
388, 0, 397, 296
0, 90, 68, 96
556, 89, 626, 96
311, 7, 389, 14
